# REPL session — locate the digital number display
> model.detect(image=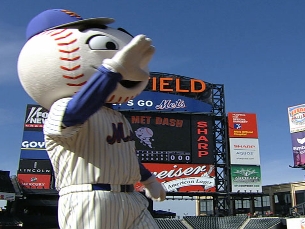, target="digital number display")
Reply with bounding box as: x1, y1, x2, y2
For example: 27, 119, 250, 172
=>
136, 151, 191, 163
